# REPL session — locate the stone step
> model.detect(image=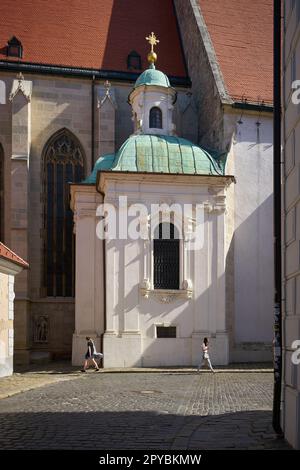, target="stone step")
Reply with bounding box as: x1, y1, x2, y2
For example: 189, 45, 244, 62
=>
30, 351, 52, 364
